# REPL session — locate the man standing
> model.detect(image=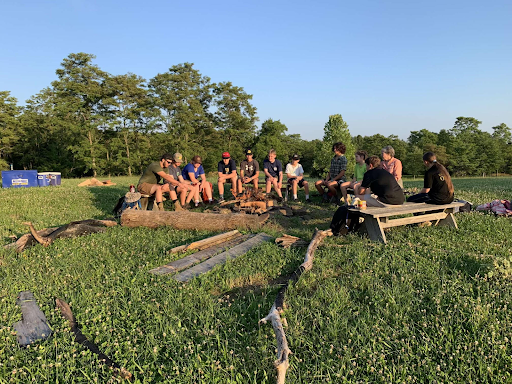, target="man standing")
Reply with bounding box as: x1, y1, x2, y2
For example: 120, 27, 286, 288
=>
217, 152, 238, 202
263, 149, 283, 201
315, 142, 348, 202
356, 156, 405, 207
238, 149, 259, 193
285, 154, 311, 202
137, 153, 176, 211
